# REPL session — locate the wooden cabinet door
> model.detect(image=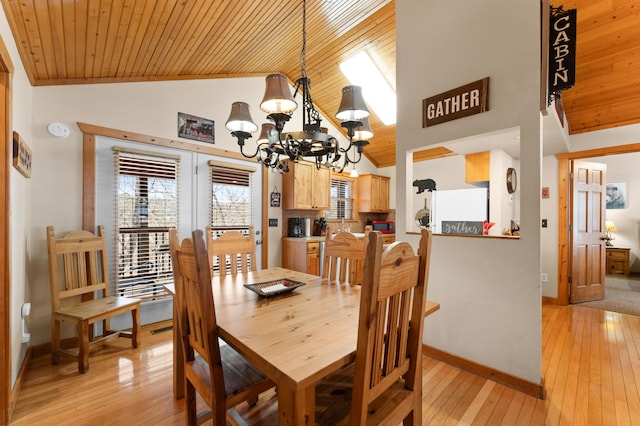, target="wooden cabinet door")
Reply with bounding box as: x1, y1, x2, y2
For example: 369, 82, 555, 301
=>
283, 161, 329, 210
358, 174, 389, 212
465, 151, 490, 183
312, 166, 330, 210
372, 175, 389, 212
293, 161, 314, 209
